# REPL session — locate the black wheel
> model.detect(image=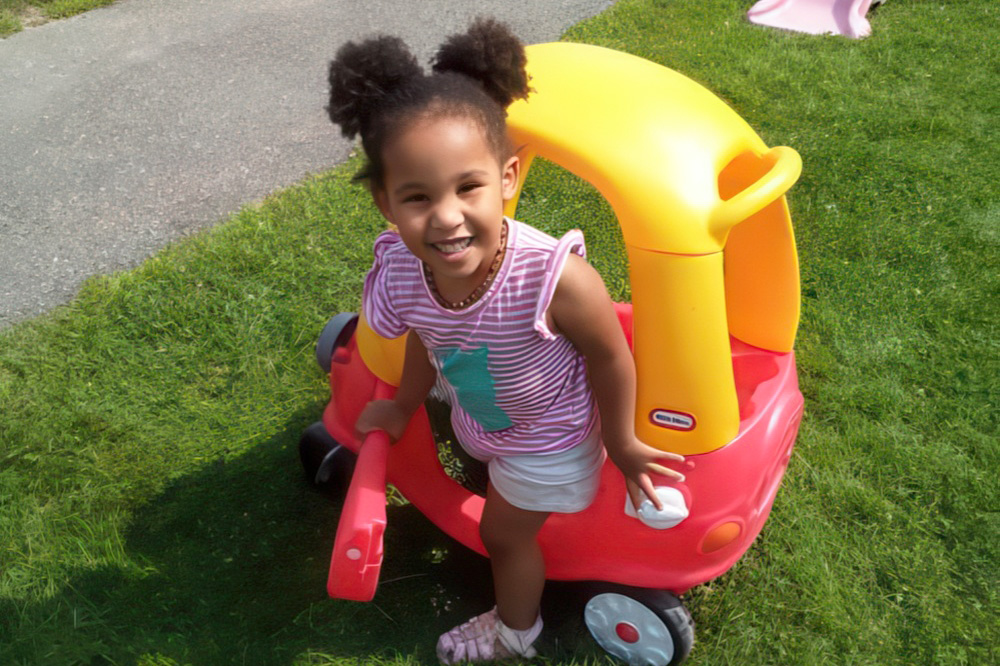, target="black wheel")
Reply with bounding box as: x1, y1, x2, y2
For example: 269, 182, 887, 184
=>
315, 313, 358, 373
583, 583, 694, 665
298, 421, 356, 498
